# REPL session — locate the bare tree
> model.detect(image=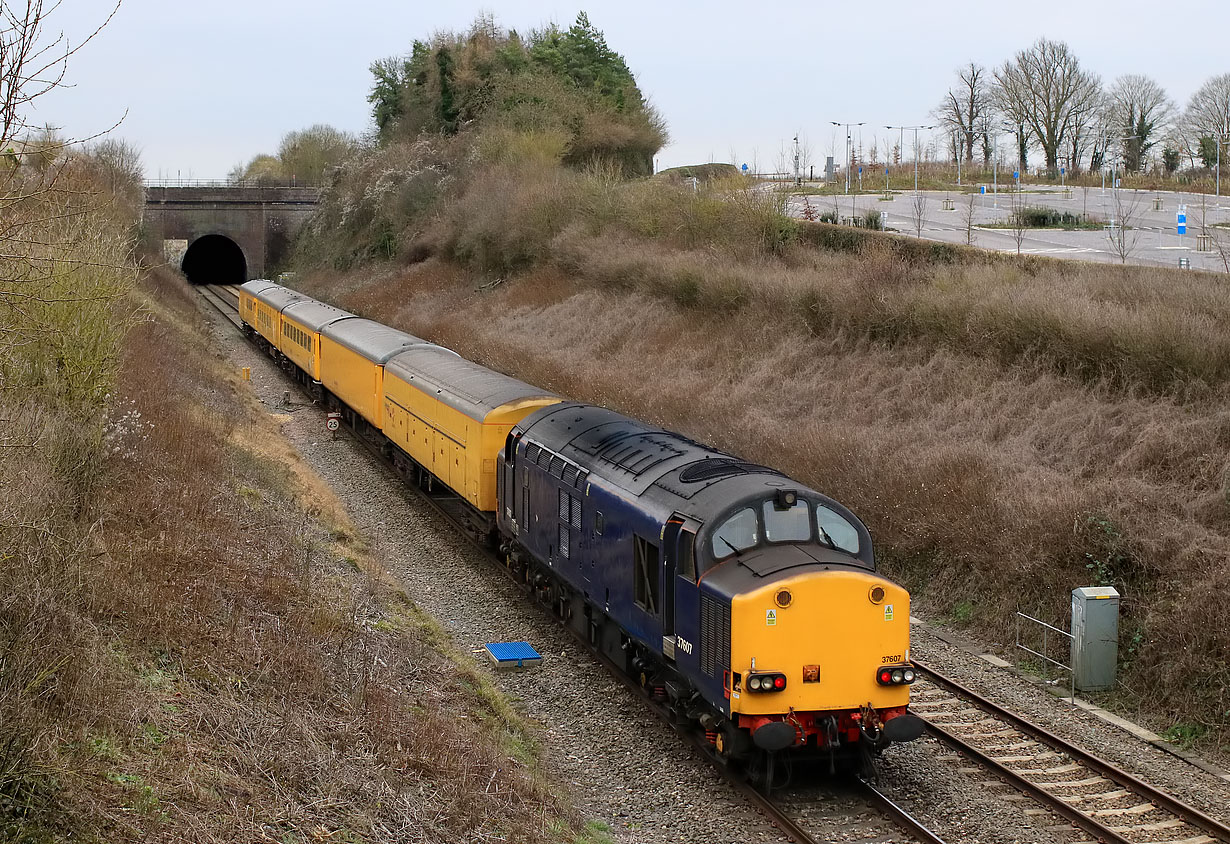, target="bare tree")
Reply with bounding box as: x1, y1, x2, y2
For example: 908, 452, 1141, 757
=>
1085, 96, 1118, 173
1182, 73, 1230, 167
1009, 182, 1026, 255
935, 62, 990, 165
993, 38, 1102, 176
1105, 188, 1143, 264
1107, 75, 1174, 172
1066, 89, 1109, 175
277, 124, 357, 183
911, 192, 927, 238
962, 191, 978, 246
1, 1, 121, 151
1193, 192, 1230, 273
